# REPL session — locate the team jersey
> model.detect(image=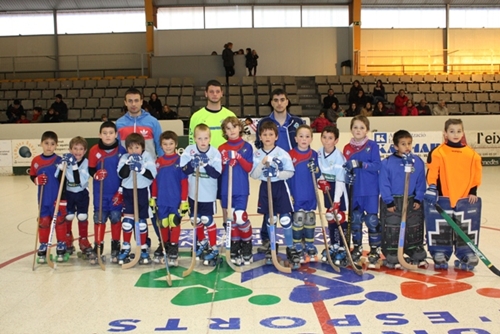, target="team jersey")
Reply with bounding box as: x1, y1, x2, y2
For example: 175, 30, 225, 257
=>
180, 144, 222, 202
251, 146, 295, 183
379, 153, 426, 205
116, 110, 163, 158
426, 143, 482, 208
118, 151, 157, 190
343, 139, 381, 197
30, 153, 62, 208
88, 142, 126, 208
287, 147, 319, 209
317, 147, 347, 184
152, 153, 188, 209
63, 158, 90, 194
188, 107, 236, 148
218, 138, 253, 198
255, 112, 304, 151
